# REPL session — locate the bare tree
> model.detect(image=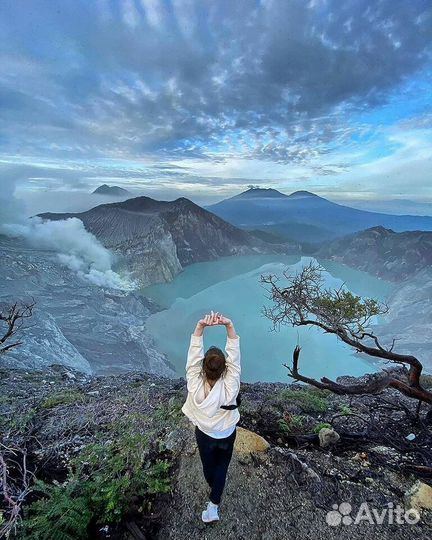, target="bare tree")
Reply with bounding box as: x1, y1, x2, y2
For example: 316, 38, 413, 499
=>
0, 300, 35, 535
260, 260, 432, 404
0, 445, 34, 538
0, 300, 35, 356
